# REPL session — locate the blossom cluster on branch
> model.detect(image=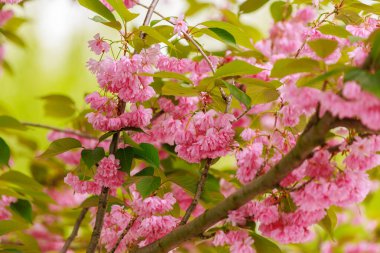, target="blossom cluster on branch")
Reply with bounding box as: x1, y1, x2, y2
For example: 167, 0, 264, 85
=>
1, 0, 380, 253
